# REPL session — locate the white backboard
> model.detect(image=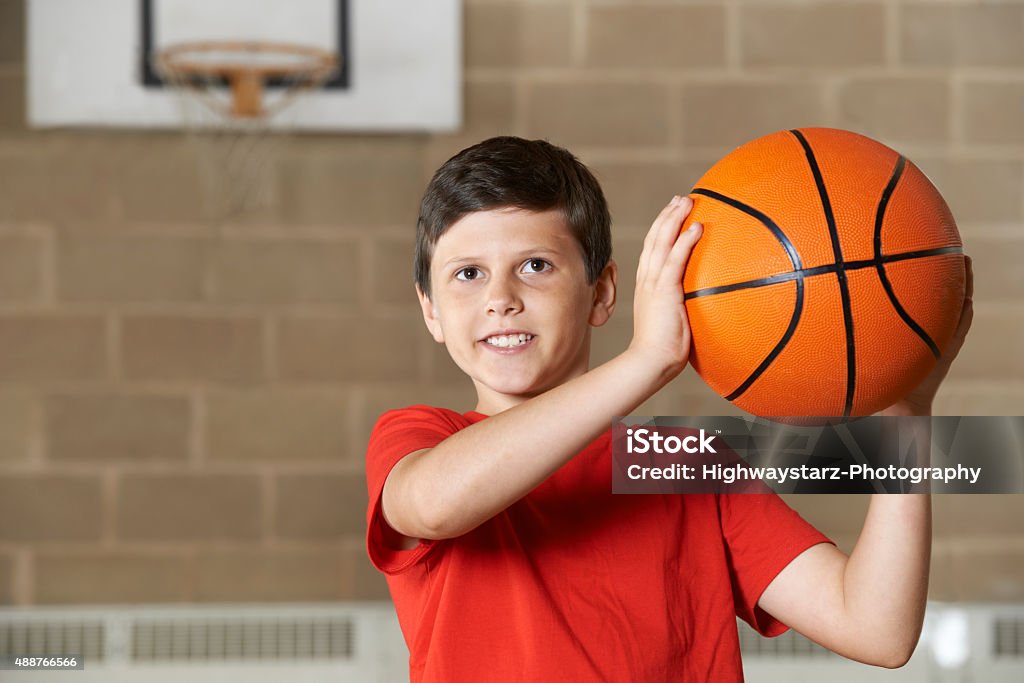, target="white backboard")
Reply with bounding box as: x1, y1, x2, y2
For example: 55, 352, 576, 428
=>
27, 0, 461, 131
